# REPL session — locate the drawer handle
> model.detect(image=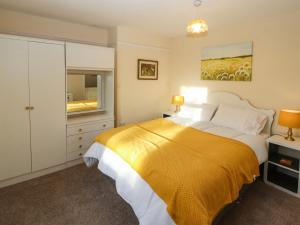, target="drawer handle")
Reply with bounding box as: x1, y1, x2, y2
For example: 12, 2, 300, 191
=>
102, 124, 106, 128
79, 145, 82, 148
78, 128, 83, 132
79, 153, 83, 156
78, 137, 83, 140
